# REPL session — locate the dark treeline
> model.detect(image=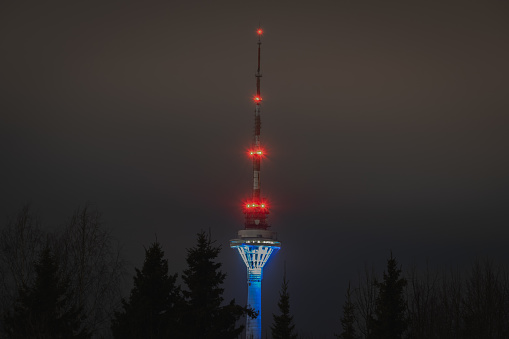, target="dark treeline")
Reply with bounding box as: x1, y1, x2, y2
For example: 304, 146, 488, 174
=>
111, 231, 255, 339
0, 204, 124, 338
3, 204, 508, 338
0, 204, 255, 338
336, 253, 509, 339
